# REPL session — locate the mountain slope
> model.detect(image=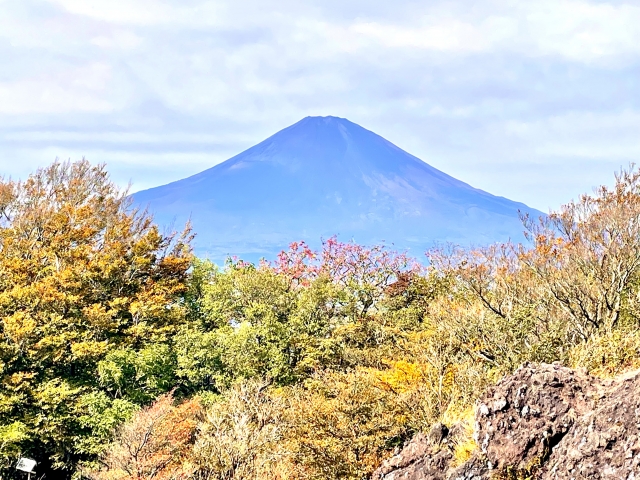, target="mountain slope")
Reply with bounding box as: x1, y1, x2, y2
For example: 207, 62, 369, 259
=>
133, 116, 542, 261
